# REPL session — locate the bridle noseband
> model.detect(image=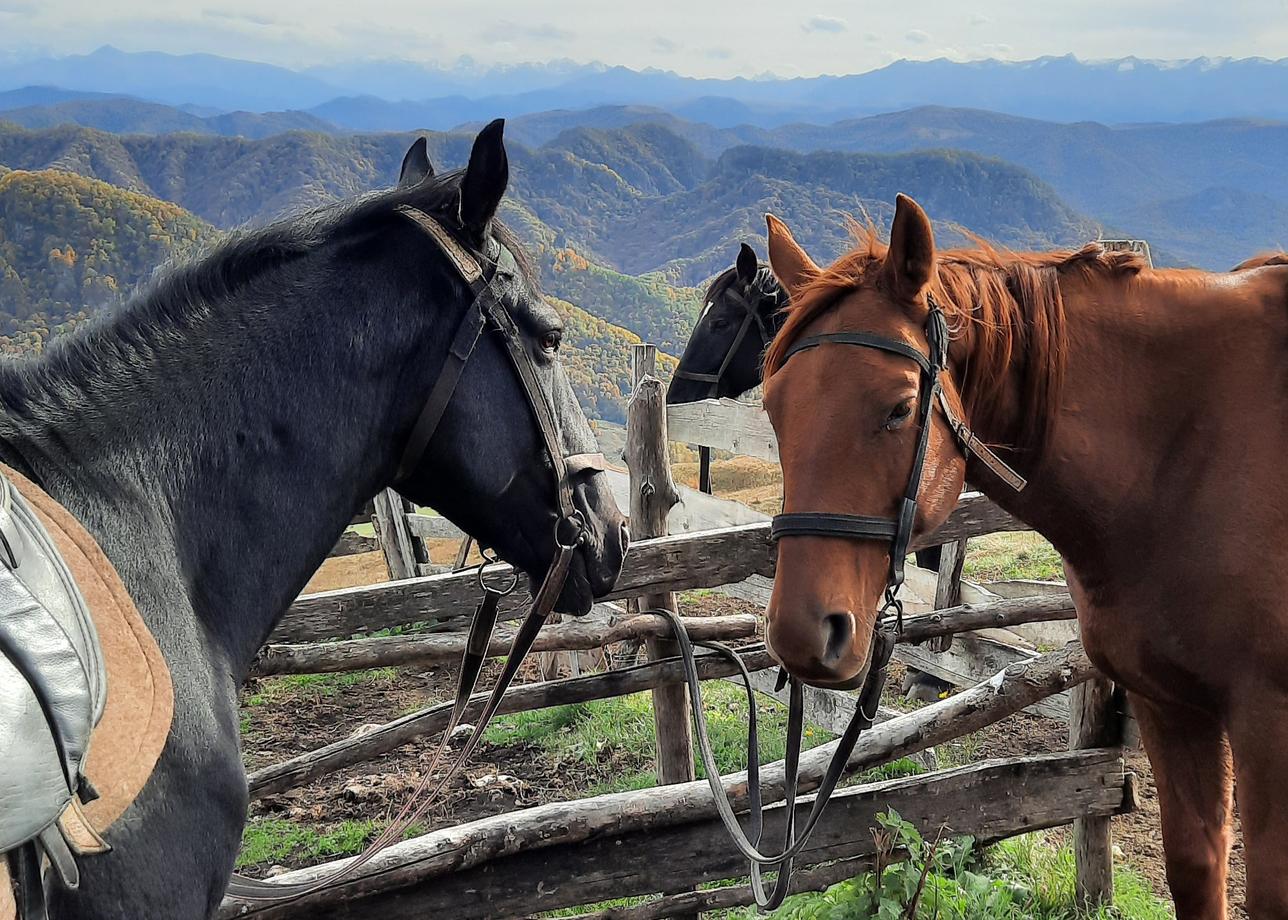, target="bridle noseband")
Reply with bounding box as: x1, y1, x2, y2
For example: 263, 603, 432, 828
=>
673, 270, 785, 397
